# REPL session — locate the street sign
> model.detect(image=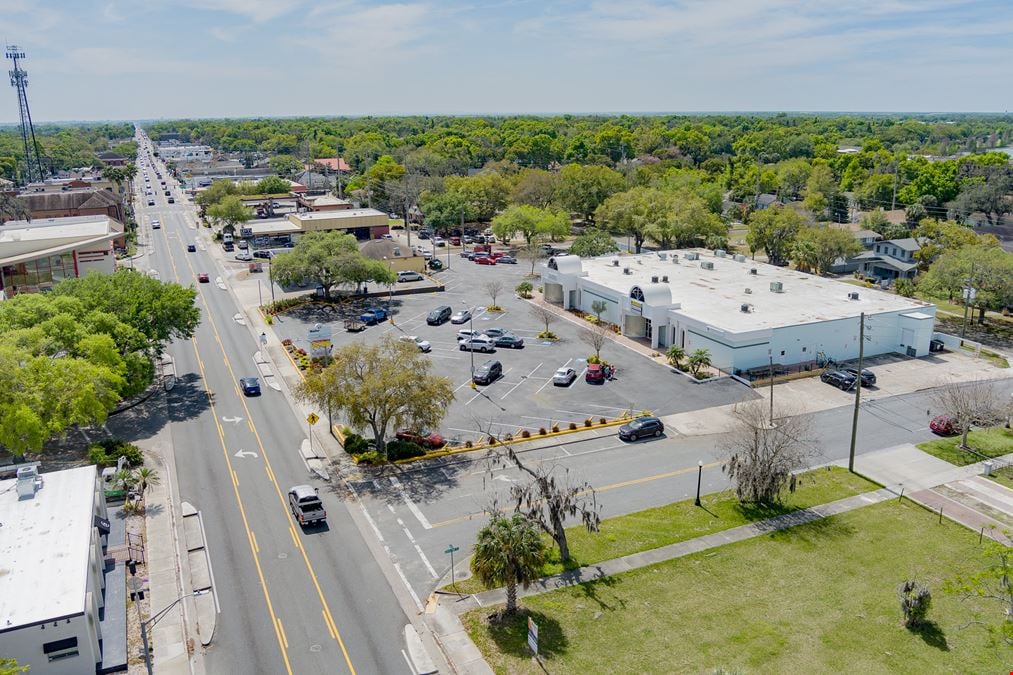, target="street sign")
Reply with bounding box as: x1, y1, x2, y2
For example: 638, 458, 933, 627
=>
306, 413, 320, 426
527, 616, 538, 655
444, 545, 459, 555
